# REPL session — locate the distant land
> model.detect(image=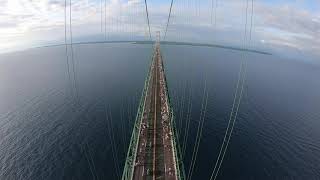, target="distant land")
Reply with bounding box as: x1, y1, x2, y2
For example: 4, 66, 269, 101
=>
134, 41, 272, 55
17, 40, 271, 56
